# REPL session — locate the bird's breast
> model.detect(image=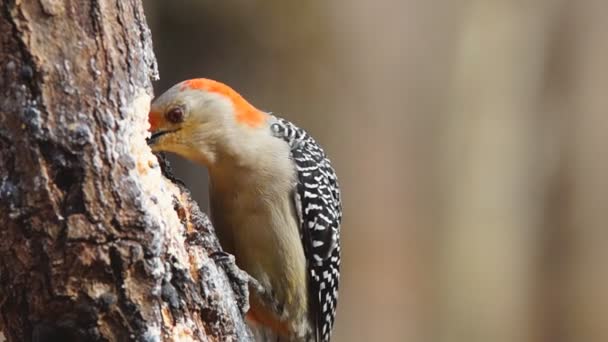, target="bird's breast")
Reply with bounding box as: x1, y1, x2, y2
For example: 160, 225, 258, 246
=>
209, 177, 309, 326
